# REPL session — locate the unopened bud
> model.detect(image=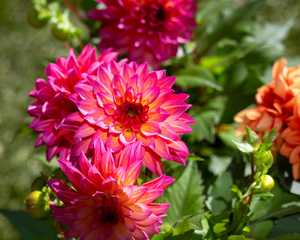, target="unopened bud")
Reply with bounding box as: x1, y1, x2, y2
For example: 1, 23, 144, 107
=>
255, 150, 273, 172
260, 150, 273, 164
25, 190, 49, 218
51, 24, 70, 41
261, 175, 275, 191
27, 7, 49, 28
